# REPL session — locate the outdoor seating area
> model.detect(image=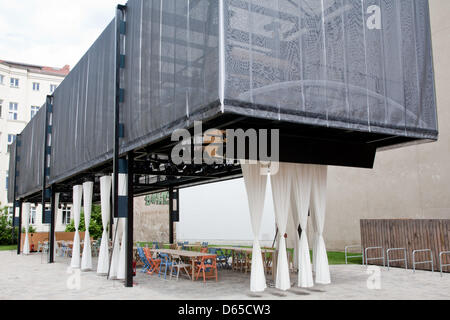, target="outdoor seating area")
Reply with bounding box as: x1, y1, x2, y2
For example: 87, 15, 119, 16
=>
132, 242, 293, 285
